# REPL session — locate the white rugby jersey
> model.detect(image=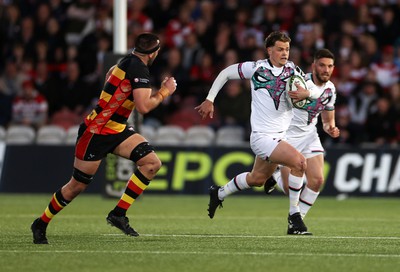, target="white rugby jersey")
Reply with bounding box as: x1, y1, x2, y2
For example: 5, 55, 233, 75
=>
207, 59, 301, 134
287, 72, 337, 137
